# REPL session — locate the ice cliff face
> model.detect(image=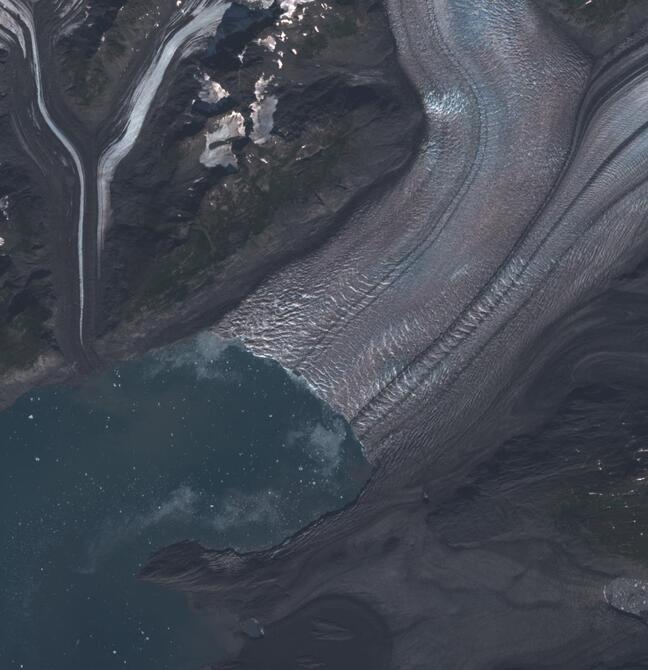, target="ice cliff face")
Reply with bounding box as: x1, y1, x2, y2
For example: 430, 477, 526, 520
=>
137, 1, 648, 668
7, 0, 648, 667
